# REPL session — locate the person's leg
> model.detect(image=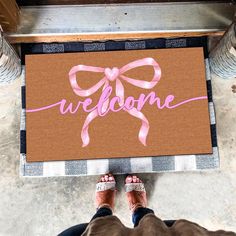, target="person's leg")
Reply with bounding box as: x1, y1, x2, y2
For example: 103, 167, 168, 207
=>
125, 175, 155, 227
58, 223, 89, 236
58, 207, 113, 236
90, 206, 112, 221
58, 174, 116, 236
132, 207, 154, 227
125, 175, 176, 228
